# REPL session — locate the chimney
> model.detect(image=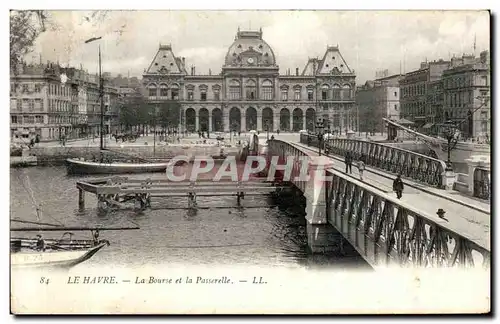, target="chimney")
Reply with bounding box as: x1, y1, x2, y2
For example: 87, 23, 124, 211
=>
191, 66, 194, 75
296, 67, 299, 76
193, 66, 196, 75
182, 57, 185, 66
